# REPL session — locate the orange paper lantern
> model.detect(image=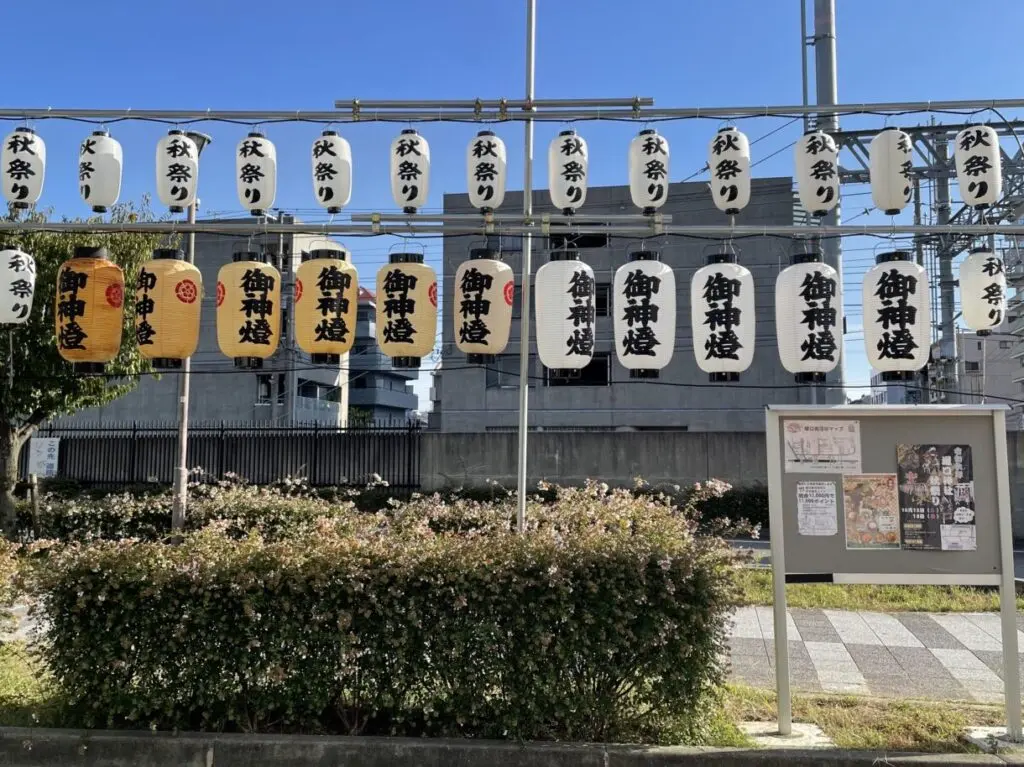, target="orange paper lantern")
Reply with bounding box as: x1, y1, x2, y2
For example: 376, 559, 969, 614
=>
55, 245, 124, 373
294, 248, 358, 364
375, 253, 437, 368
216, 252, 281, 368
135, 248, 203, 368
